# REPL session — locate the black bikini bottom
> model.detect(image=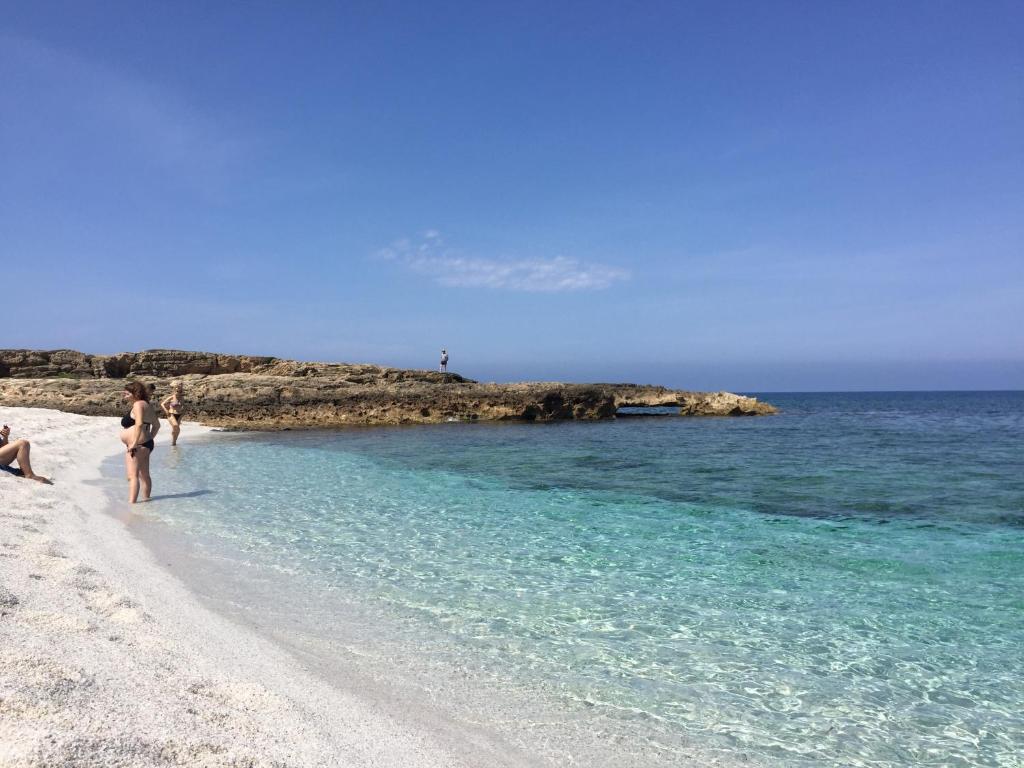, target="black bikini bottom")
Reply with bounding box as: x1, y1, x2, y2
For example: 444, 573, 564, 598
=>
130, 440, 155, 457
